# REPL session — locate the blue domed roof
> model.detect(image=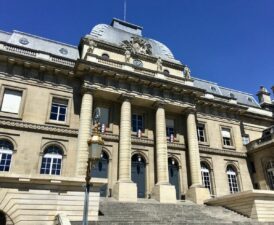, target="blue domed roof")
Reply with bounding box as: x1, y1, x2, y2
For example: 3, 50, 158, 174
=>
88, 19, 181, 64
